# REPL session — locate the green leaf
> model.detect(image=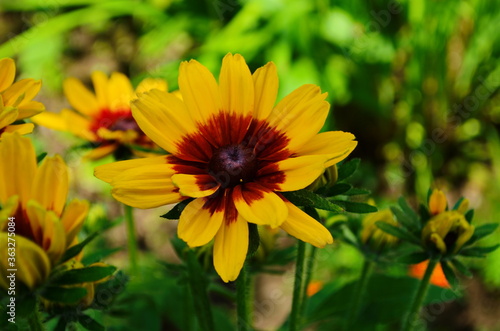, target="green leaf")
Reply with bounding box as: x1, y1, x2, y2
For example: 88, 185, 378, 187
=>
324, 183, 351, 197
282, 190, 344, 213
40, 286, 87, 304
398, 197, 419, 227
418, 204, 431, 222
78, 314, 105, 331
53, 266, 116, 285
460, 244, 500, 257
82, 247, 122, 265
61, 232, 98, 262
337, 158, 360, 181
397, 252, 429, 264
331, 200, 377, 213
160, 198, 194, 219
466, 223, 499, 246
449, 259, 472, 277
390, 206, 417, 231
36, 152, 47, 163
247, 223, 260, 257
452, 197, 465, 210
375, 222, 420, 244
464, 209, 474, 223
441, 261, 459, 288
343, 188, 371, 196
